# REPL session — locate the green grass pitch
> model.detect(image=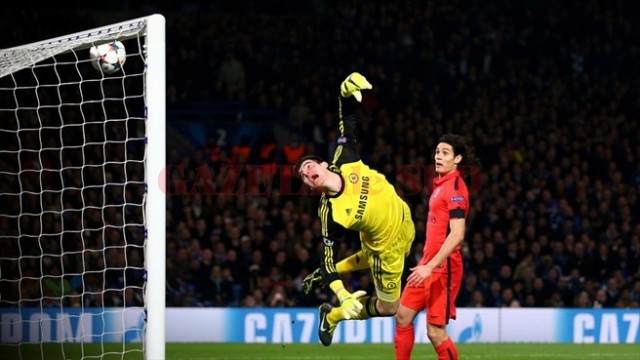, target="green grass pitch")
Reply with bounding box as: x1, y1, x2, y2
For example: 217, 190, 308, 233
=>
1, 343, 639, 360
